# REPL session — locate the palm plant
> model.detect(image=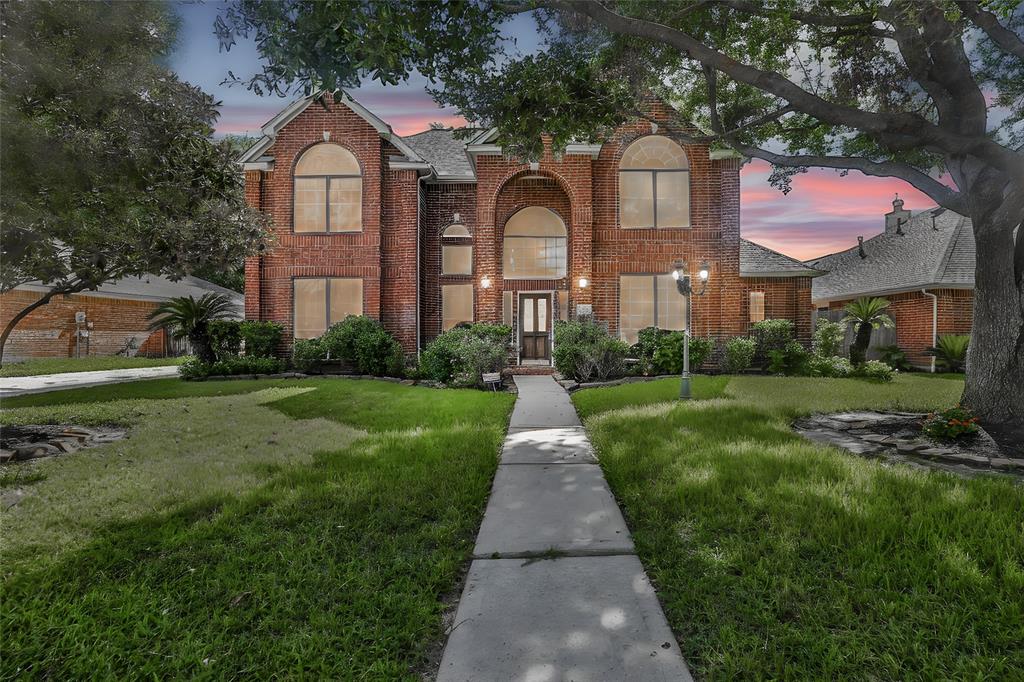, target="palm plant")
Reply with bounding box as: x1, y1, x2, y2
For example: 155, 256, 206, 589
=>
841, 297, 894, 366
926, 334, 970, 373
148, 293, 236, 363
